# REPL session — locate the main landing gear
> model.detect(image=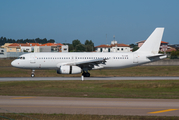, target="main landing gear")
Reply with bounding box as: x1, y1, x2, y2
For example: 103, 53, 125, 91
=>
31, 69, 35, 77
82, 72, 90, 77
